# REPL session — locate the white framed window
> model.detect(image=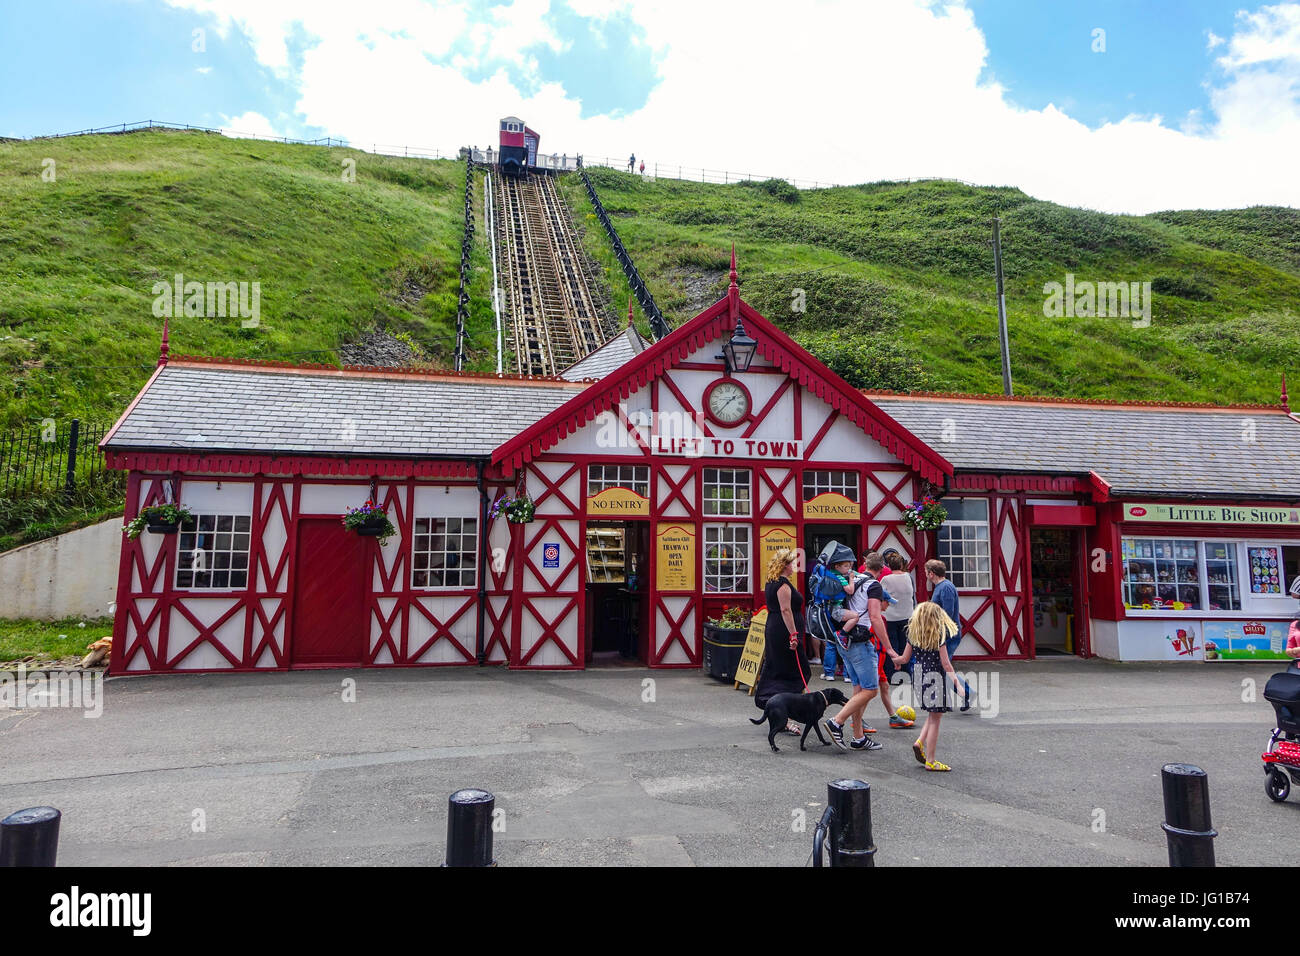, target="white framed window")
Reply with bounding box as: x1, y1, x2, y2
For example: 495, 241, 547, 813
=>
704, 524, 750, 593
703, 467, 751, 517
802, 469, 859, 501
412, 517, 478, 589
936, 497, 991, 590
587, 464, 649, 498
176, 514, 251, 590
